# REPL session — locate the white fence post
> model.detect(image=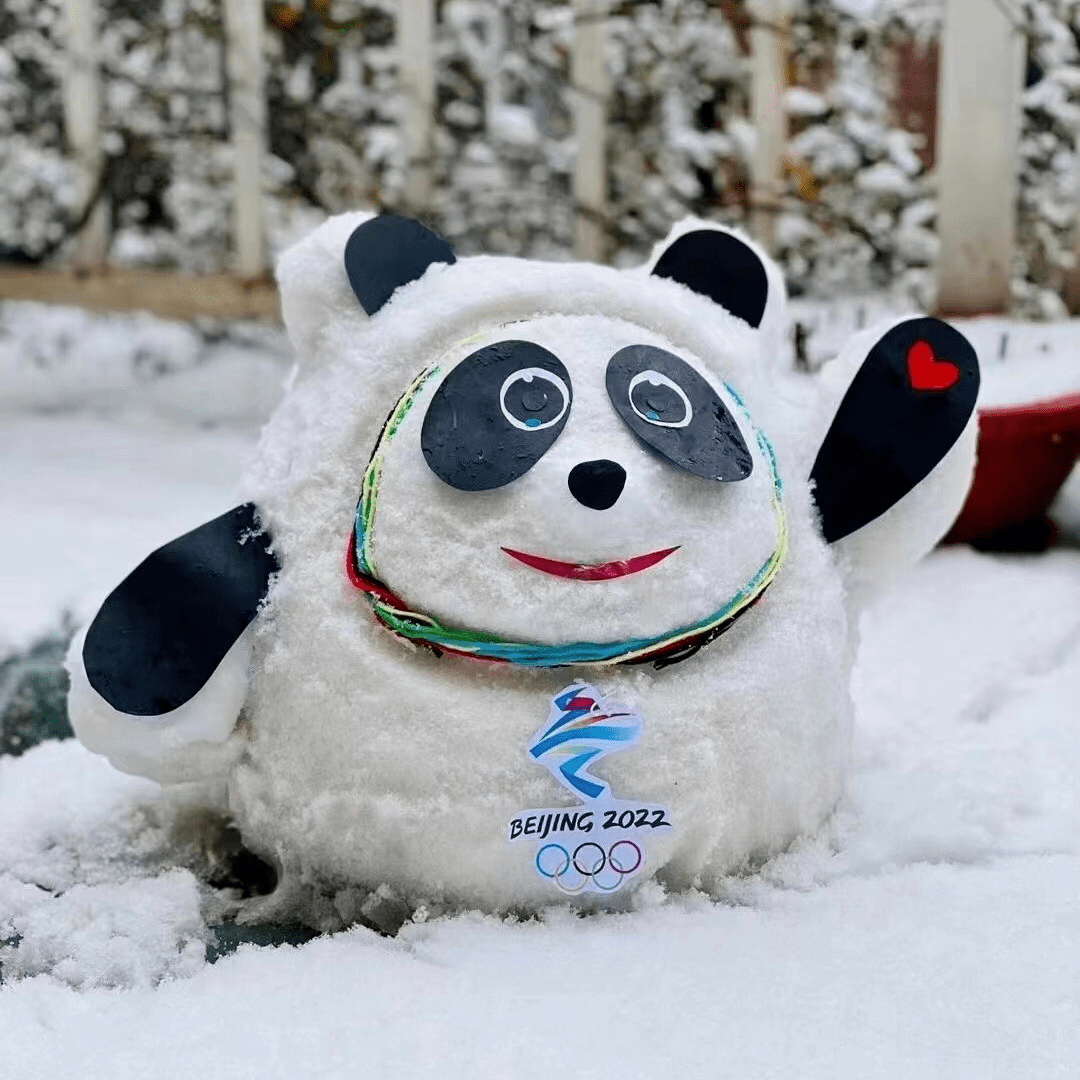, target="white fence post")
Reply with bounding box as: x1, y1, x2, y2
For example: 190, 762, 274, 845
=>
62, 0, 109, 268
572, 0, 608, 262
223, 0, 268, 279
748, 0, 789, 252
935, 0, 1024, 315
400, 0, 436, 218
